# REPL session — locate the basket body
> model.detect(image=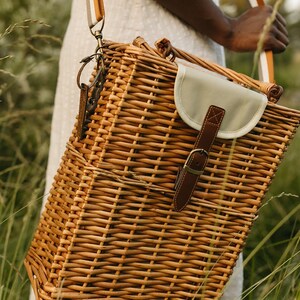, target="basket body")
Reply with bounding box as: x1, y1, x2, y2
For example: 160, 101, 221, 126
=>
25, 40, 300, 299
